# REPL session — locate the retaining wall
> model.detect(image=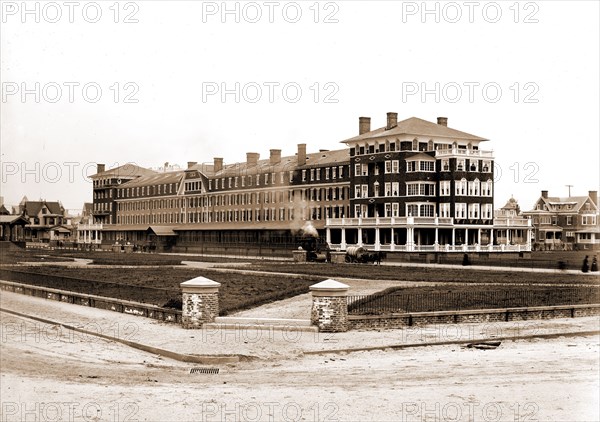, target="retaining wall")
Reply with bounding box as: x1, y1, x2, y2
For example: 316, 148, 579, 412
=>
348, 304, 600, 330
